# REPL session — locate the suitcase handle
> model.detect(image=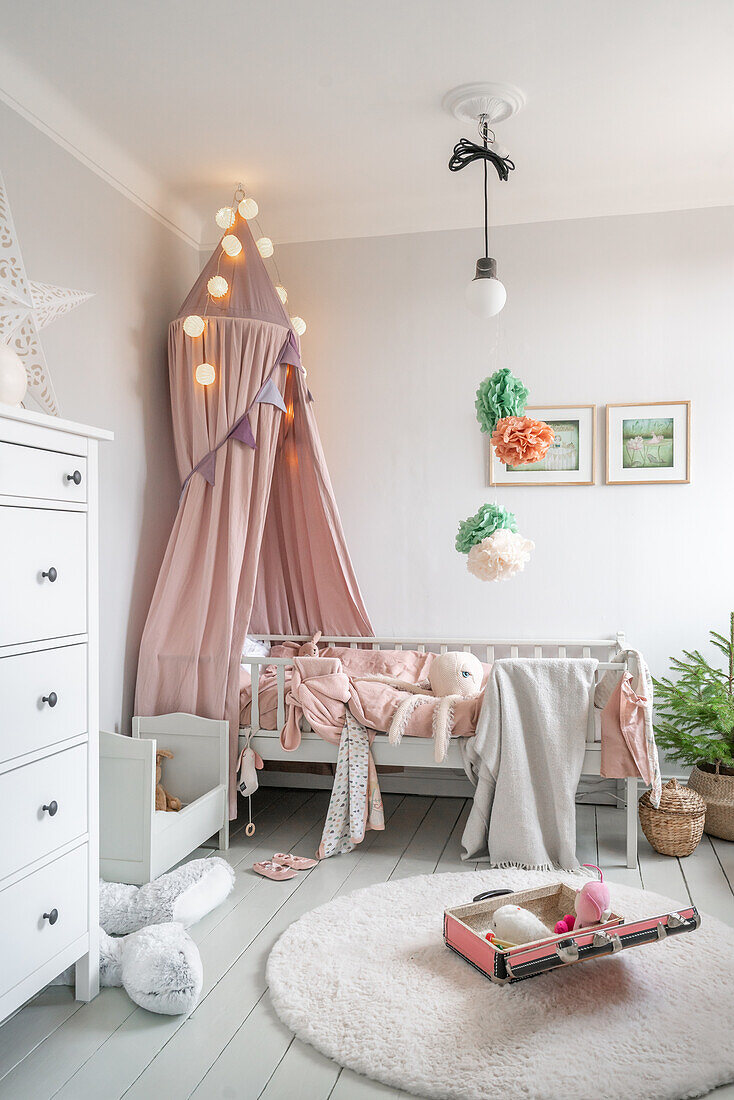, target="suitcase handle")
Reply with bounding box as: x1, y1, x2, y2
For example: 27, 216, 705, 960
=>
472, 889, 515, 903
